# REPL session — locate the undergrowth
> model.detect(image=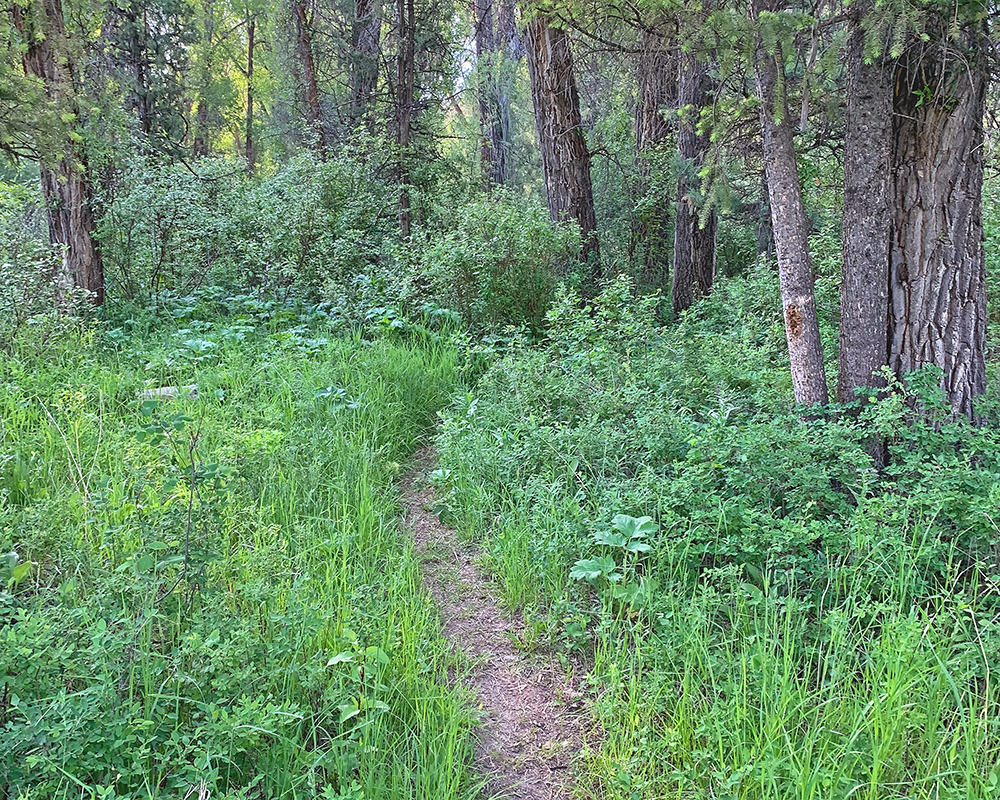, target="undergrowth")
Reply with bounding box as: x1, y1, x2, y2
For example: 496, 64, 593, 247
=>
0, 294, 477, 800
434, 272, 1000, 799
